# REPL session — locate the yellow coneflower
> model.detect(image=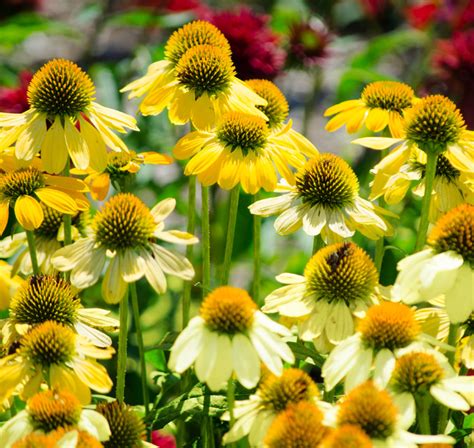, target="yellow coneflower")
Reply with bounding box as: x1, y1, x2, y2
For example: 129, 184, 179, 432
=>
263, 242, 380, 353
324, 81, 417, 137
0, 389, 111, 447
0, 320, 114, 405
0, 260, 23, 310
223, 368, 322, 446
121, 21, 267, 130
249, 153, 396, 242
0, 59, 138, 174
169, 286, 294, 391
52, 193, 197, 303
320, 425, 372, 448
393, 203, 474, 323
72, 150, 173, 200
173, 111, 310, 194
